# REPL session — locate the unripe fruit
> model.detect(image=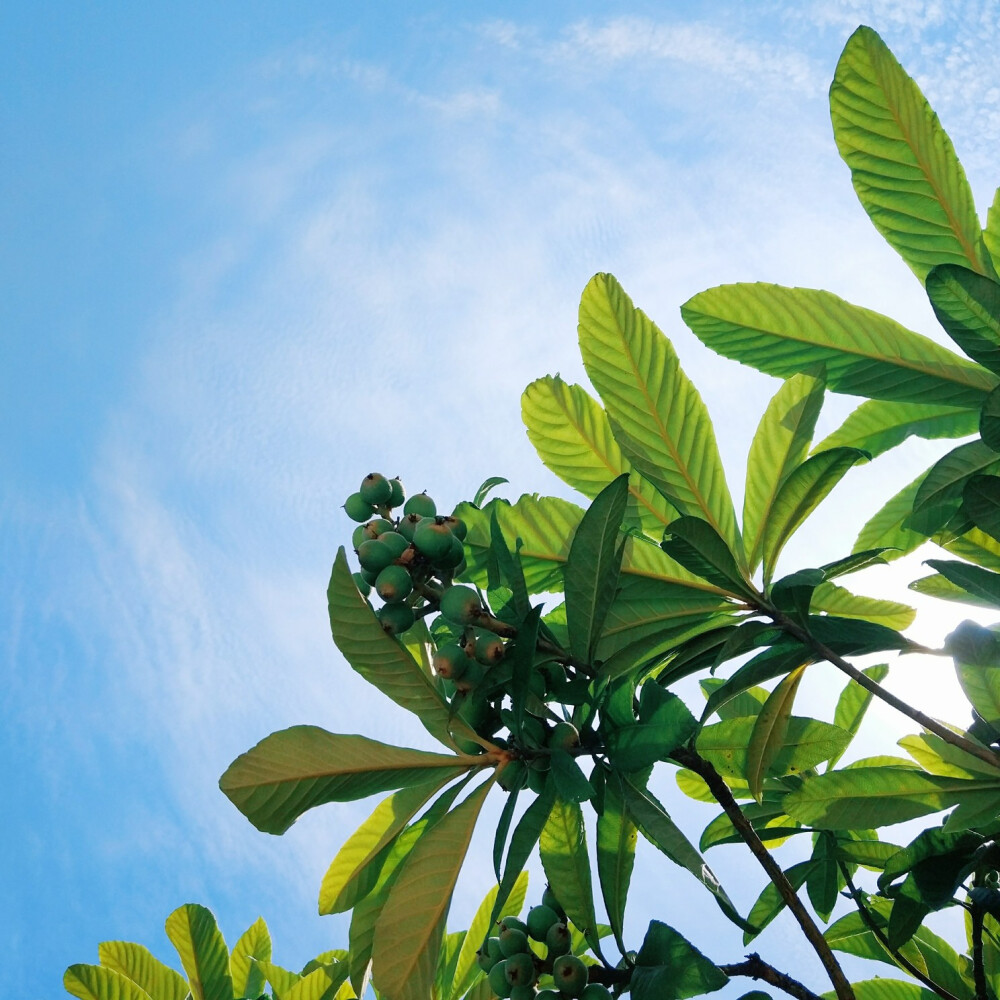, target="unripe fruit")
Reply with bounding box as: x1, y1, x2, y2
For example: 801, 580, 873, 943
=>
397, 512, 422, 541
413, 519, 454, 561
360, 568, 379, 586
526, 904, 560, 942
441, 514, 467, 540
500, 916, 529, 936
489, 961, 512, 998
477, 937, 503, 972
474, 628, 506, 666
551, 955, 588, 997
542, 886, 566, 920
433, 643, 470, 681
526, 767, 547, 794
548, 722, 580, 750
357, 539, 395, 574
352, 572, 371, 597
359, 473, 392, 505
439, 585, 483, 624
404, 492, 437, 518
344, 492, 374, 522
510, 987, 536, 1000
378, 531, 410, 559
498, 759, 526, 792
499, 927, 529, 958
363, 518, 395, 540
387, 477, 405, 508
454, 659, 485, 694
581, 985, 613, 1000
504, 952, 536, 986
377, 602, 414, 635
536, 992, 561, 1000
434, 532, 466, 569
375, 565, 413, 602
545, 921, 571, 957
352, 525, 368, 549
